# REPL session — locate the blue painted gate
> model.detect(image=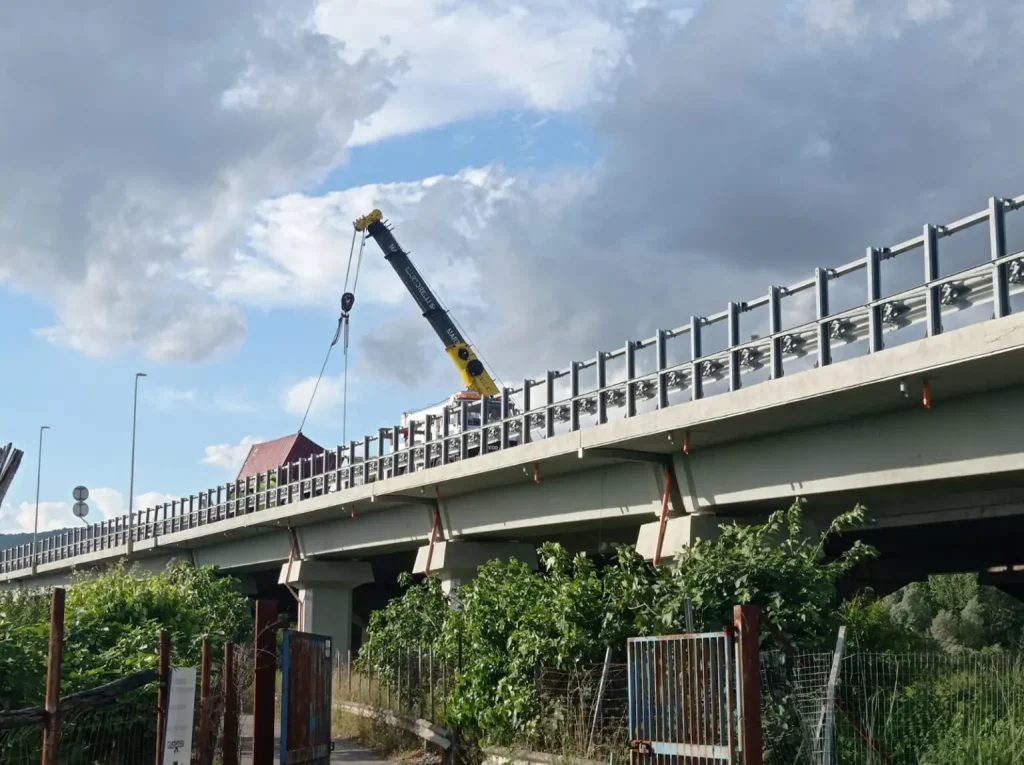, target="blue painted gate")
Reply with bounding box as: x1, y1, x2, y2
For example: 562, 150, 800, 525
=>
280, 630, 334, 764
627, 632, 738, 764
